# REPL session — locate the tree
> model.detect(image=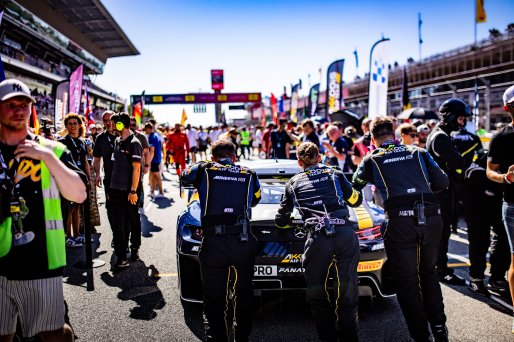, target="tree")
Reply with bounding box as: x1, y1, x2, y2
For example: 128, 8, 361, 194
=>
507, 23, 514, 33
489, 28, 501, 38
407, 57, 415, 64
